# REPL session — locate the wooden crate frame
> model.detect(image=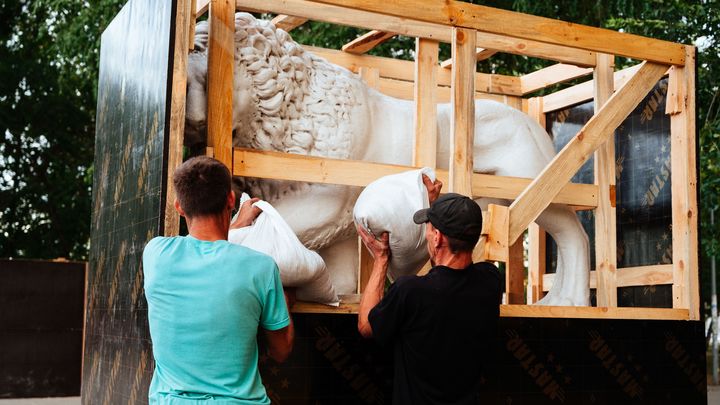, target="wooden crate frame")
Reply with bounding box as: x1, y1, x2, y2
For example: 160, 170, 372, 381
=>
166, 0, 698, 321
